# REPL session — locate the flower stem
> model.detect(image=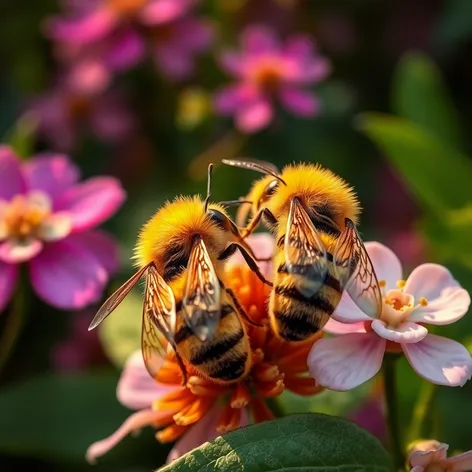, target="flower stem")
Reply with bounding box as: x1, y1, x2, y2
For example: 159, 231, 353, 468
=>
0, 283, 26, 378
383, 356, 404, 471
408, 380, 436, 443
